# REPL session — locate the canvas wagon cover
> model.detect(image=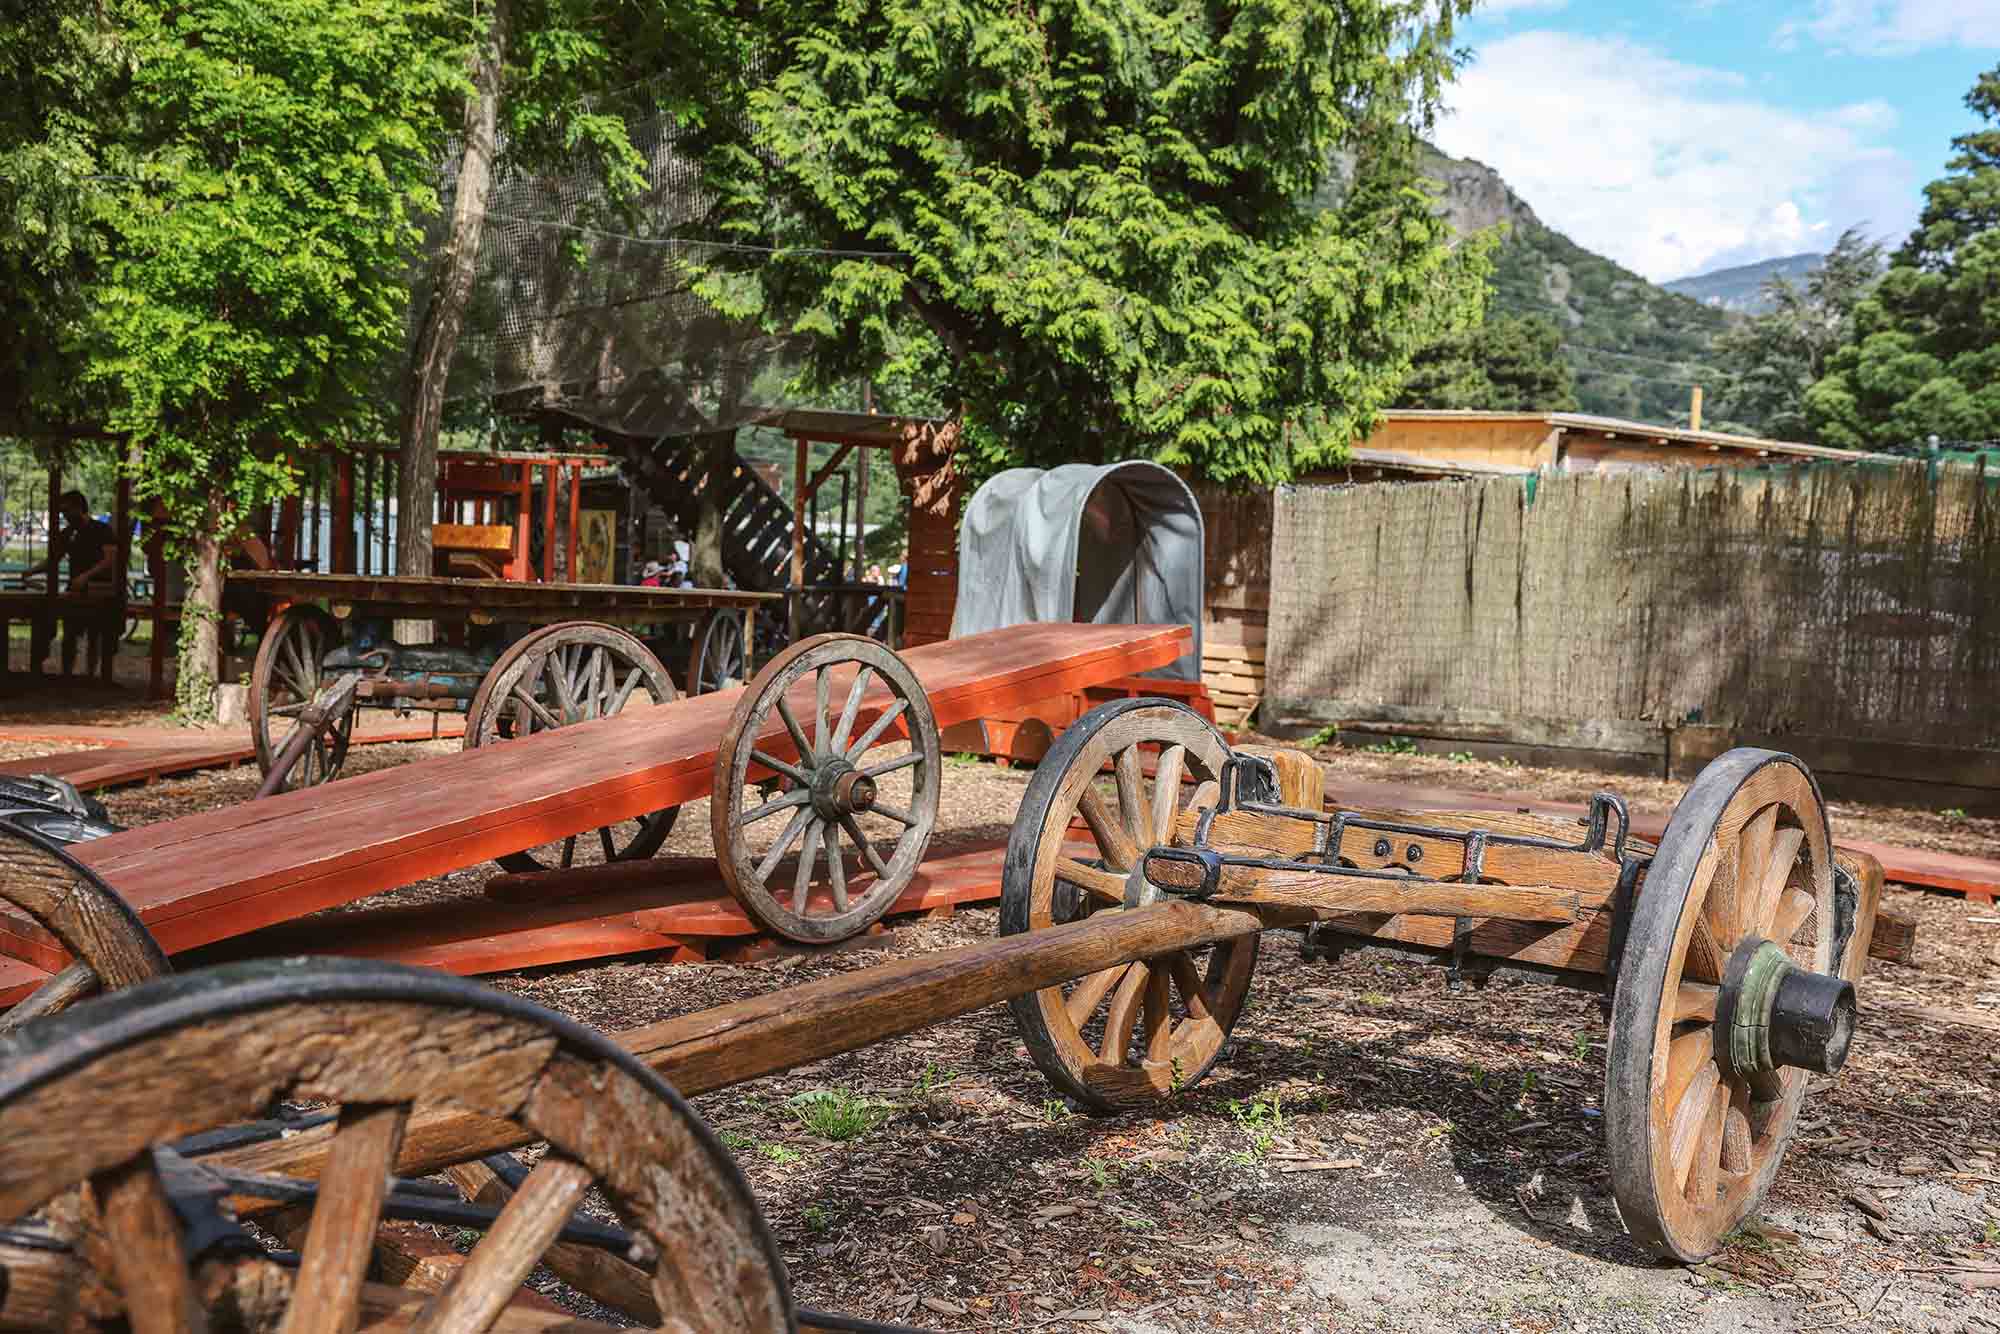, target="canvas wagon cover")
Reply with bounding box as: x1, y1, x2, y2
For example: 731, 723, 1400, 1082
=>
951, 461, 1203, 681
